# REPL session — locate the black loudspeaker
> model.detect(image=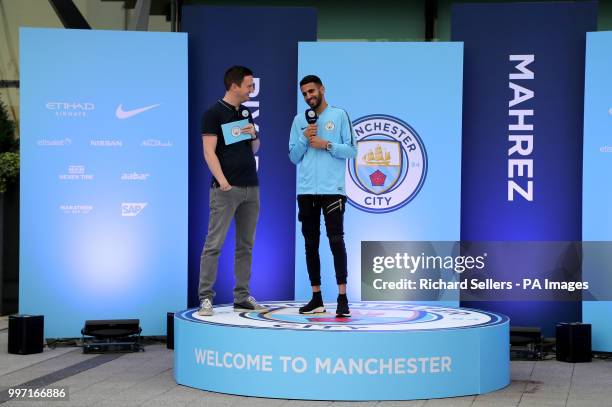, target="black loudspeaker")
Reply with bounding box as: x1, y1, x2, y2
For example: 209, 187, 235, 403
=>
167, 312, 174, 350
8, 315, 44, 355
556, 322, 591, 363
82, 319, 141, 339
